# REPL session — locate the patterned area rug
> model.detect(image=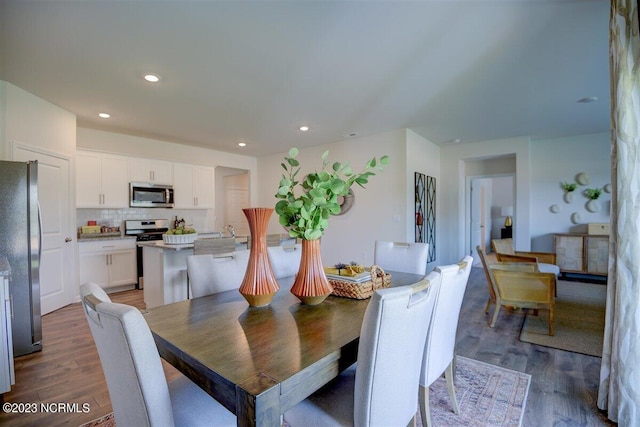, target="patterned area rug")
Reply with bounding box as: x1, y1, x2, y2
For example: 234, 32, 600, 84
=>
419, 356, 530, 427
79, 356, 530, 427
519, 280, 606, 357
79, 412, 115, 427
